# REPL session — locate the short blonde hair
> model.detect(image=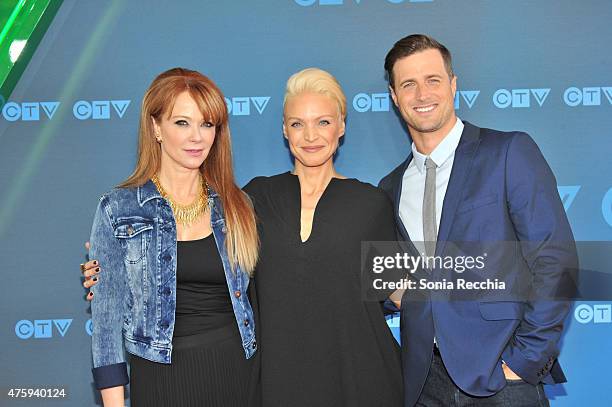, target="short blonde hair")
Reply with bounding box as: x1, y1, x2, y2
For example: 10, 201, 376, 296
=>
283, 68, 347, 119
